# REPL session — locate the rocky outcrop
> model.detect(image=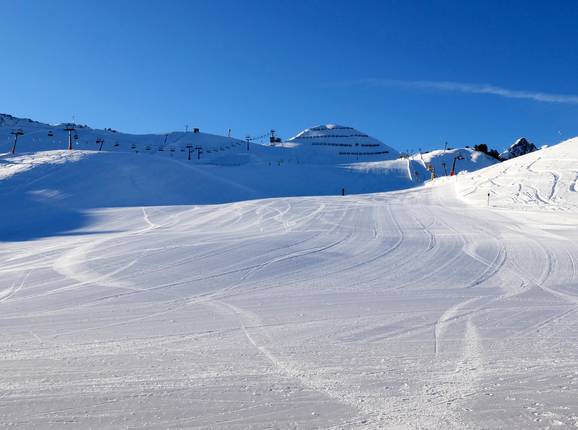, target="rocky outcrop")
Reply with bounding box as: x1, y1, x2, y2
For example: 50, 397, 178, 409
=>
500, 137, 538, 160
